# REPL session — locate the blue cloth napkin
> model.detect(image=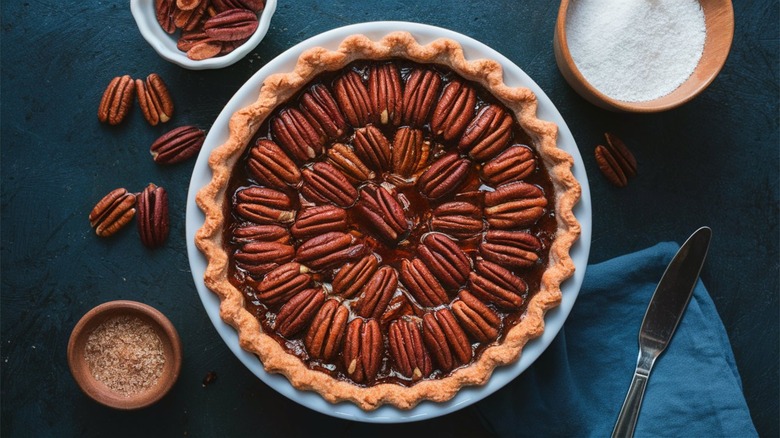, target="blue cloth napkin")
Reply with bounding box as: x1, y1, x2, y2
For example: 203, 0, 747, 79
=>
475, 242, 757, 437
